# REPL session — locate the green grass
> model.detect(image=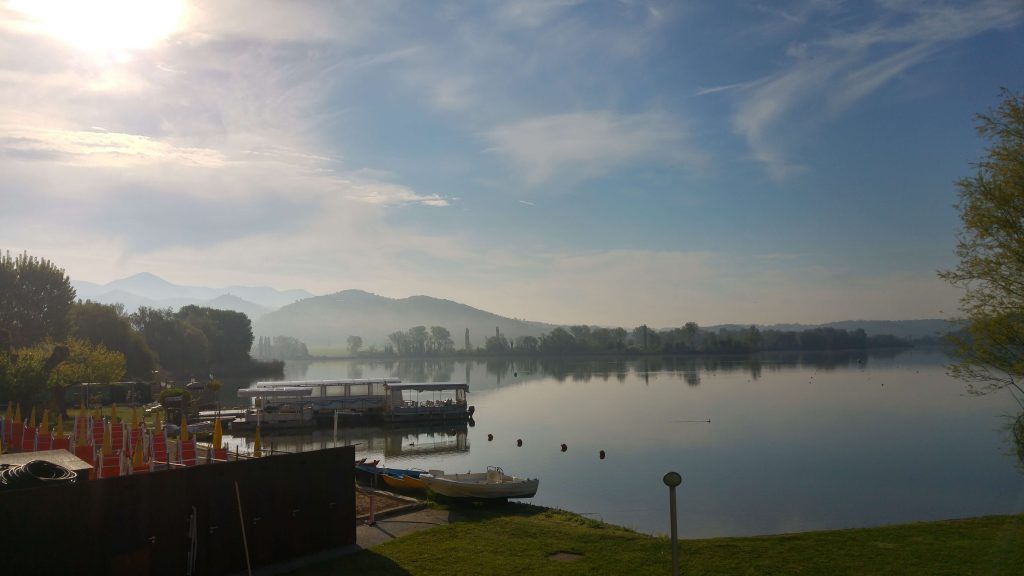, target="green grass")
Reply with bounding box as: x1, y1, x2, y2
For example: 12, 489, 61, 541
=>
291, 505, 1024, 576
